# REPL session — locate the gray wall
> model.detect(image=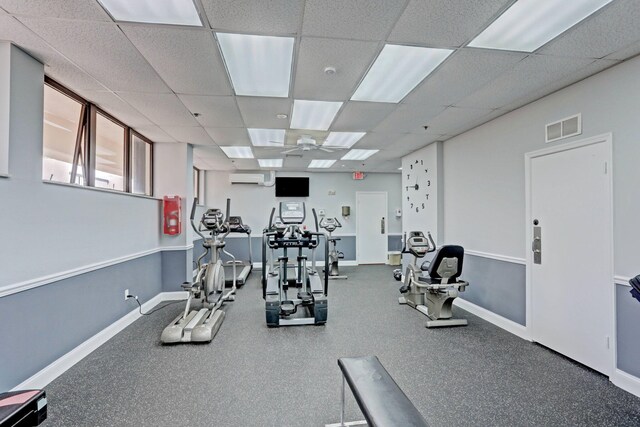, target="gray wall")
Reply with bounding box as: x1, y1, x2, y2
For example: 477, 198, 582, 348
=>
459, 255, 526, 325
441, 54, 640, 376
0, 253, 163, 390
0, 44, 188, 390
616, 285, 640, 378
